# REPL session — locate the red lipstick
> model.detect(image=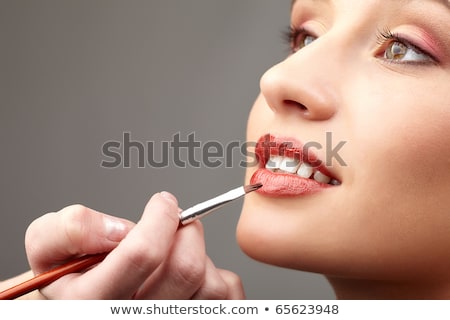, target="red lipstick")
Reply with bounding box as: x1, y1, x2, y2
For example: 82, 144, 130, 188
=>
250, 134, 340, 197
